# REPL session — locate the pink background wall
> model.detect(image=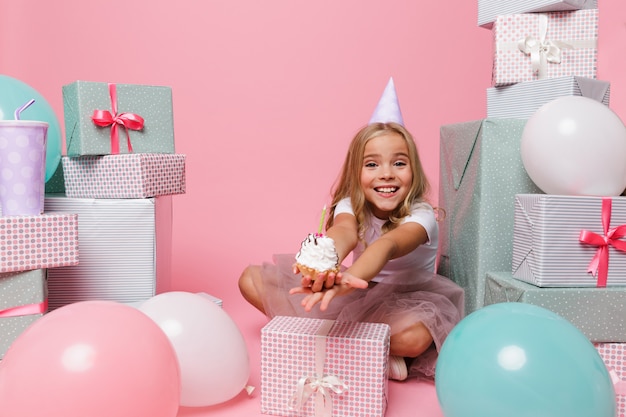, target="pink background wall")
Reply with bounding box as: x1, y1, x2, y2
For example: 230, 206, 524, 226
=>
2, 0, 625, 311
